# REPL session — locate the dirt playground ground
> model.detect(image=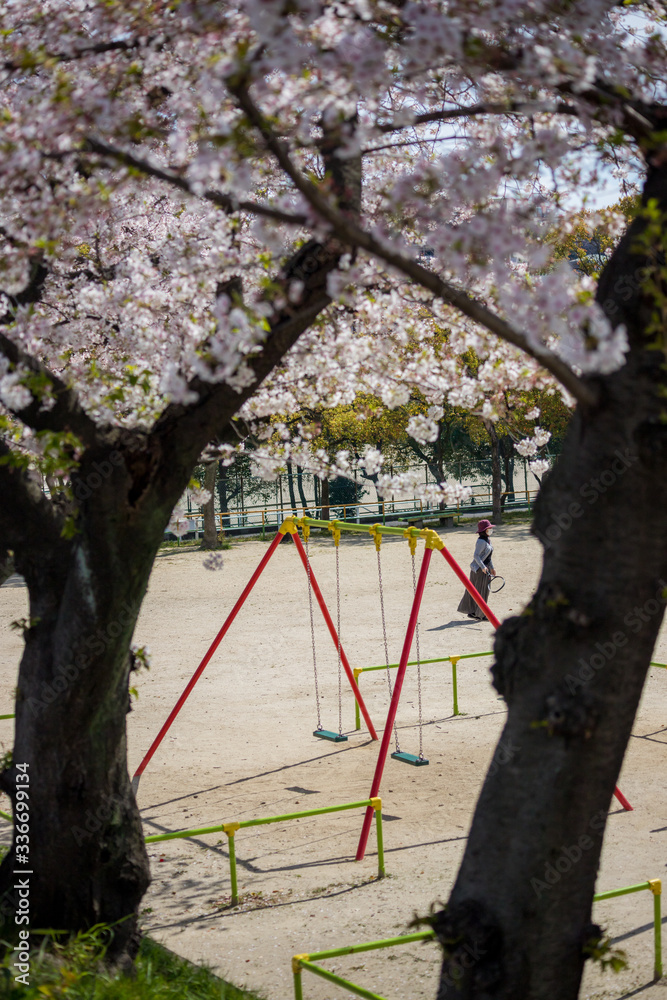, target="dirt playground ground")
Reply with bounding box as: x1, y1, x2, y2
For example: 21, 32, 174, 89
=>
1, 520, 667, 999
